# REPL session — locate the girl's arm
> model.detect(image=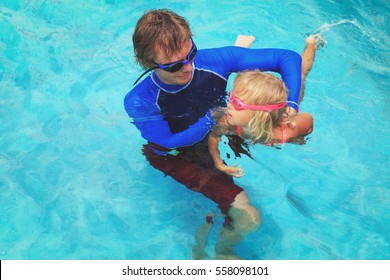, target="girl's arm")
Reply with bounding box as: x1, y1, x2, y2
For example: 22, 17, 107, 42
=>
208, 115, 244, 178
208, 133, 244, 178
208, 133, 225, 170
